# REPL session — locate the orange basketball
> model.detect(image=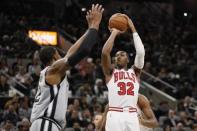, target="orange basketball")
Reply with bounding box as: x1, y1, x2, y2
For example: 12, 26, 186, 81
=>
109, 13, 128, 31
